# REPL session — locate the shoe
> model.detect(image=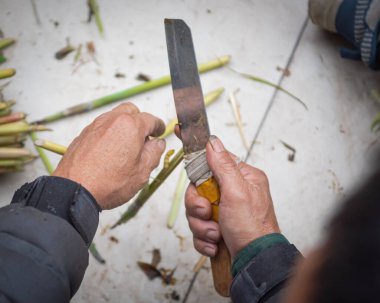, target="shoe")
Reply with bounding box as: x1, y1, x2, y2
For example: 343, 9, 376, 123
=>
309, 0, 380, 70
